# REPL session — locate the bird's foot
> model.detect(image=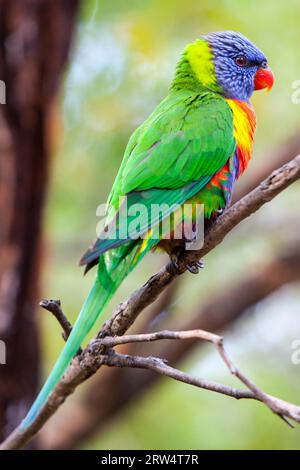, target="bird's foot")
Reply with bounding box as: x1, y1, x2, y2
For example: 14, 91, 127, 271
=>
170, 252, 181, 272
169, 251, 204, 275
196, 259, 205, 269
185, 259, 205, 275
